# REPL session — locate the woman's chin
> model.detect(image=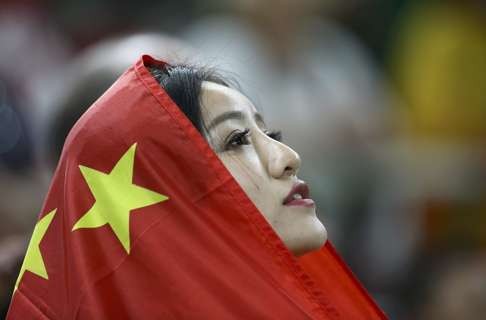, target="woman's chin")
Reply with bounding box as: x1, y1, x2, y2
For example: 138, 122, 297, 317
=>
290, 220, 328, 257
